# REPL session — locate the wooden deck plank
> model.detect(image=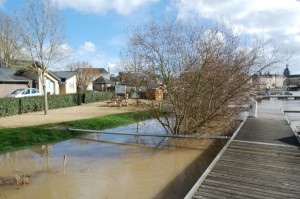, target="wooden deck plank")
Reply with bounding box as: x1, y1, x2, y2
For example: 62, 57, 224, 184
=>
194, 187, 255, 199
212, 164, 300, 184
200, 179, 298, 198
187, 102, 300, 198
227, 144, 300, 156
208, 171, 300, 192
196, 183, 276, 199
204, 175, 299, 197
218, 156, 300, 171
193, 190, 230, 199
